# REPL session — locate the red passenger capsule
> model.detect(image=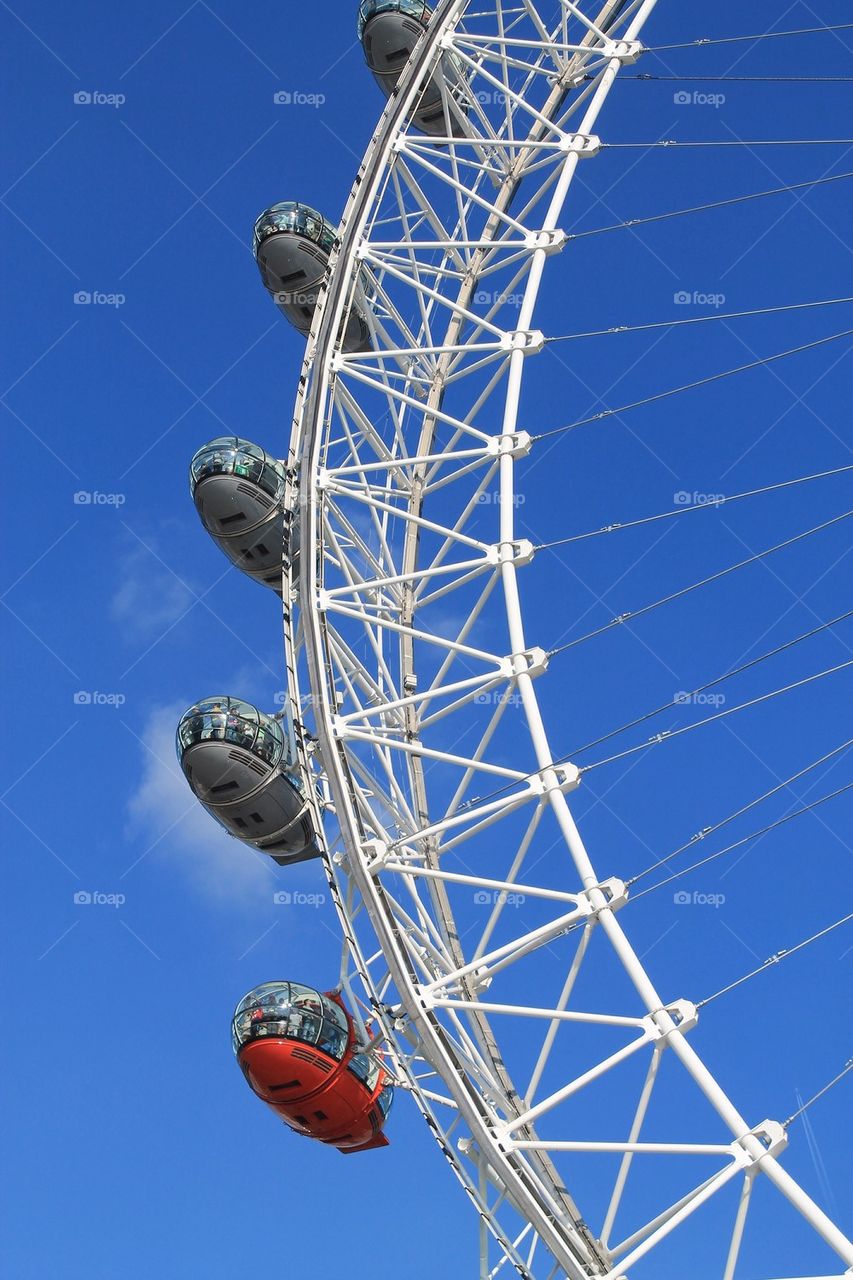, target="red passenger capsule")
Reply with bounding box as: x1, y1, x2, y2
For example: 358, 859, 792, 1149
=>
232, 982, 394, 1153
